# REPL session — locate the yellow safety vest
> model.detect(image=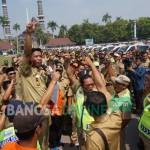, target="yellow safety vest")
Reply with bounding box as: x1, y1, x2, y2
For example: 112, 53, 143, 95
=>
138, 94, 150, 139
